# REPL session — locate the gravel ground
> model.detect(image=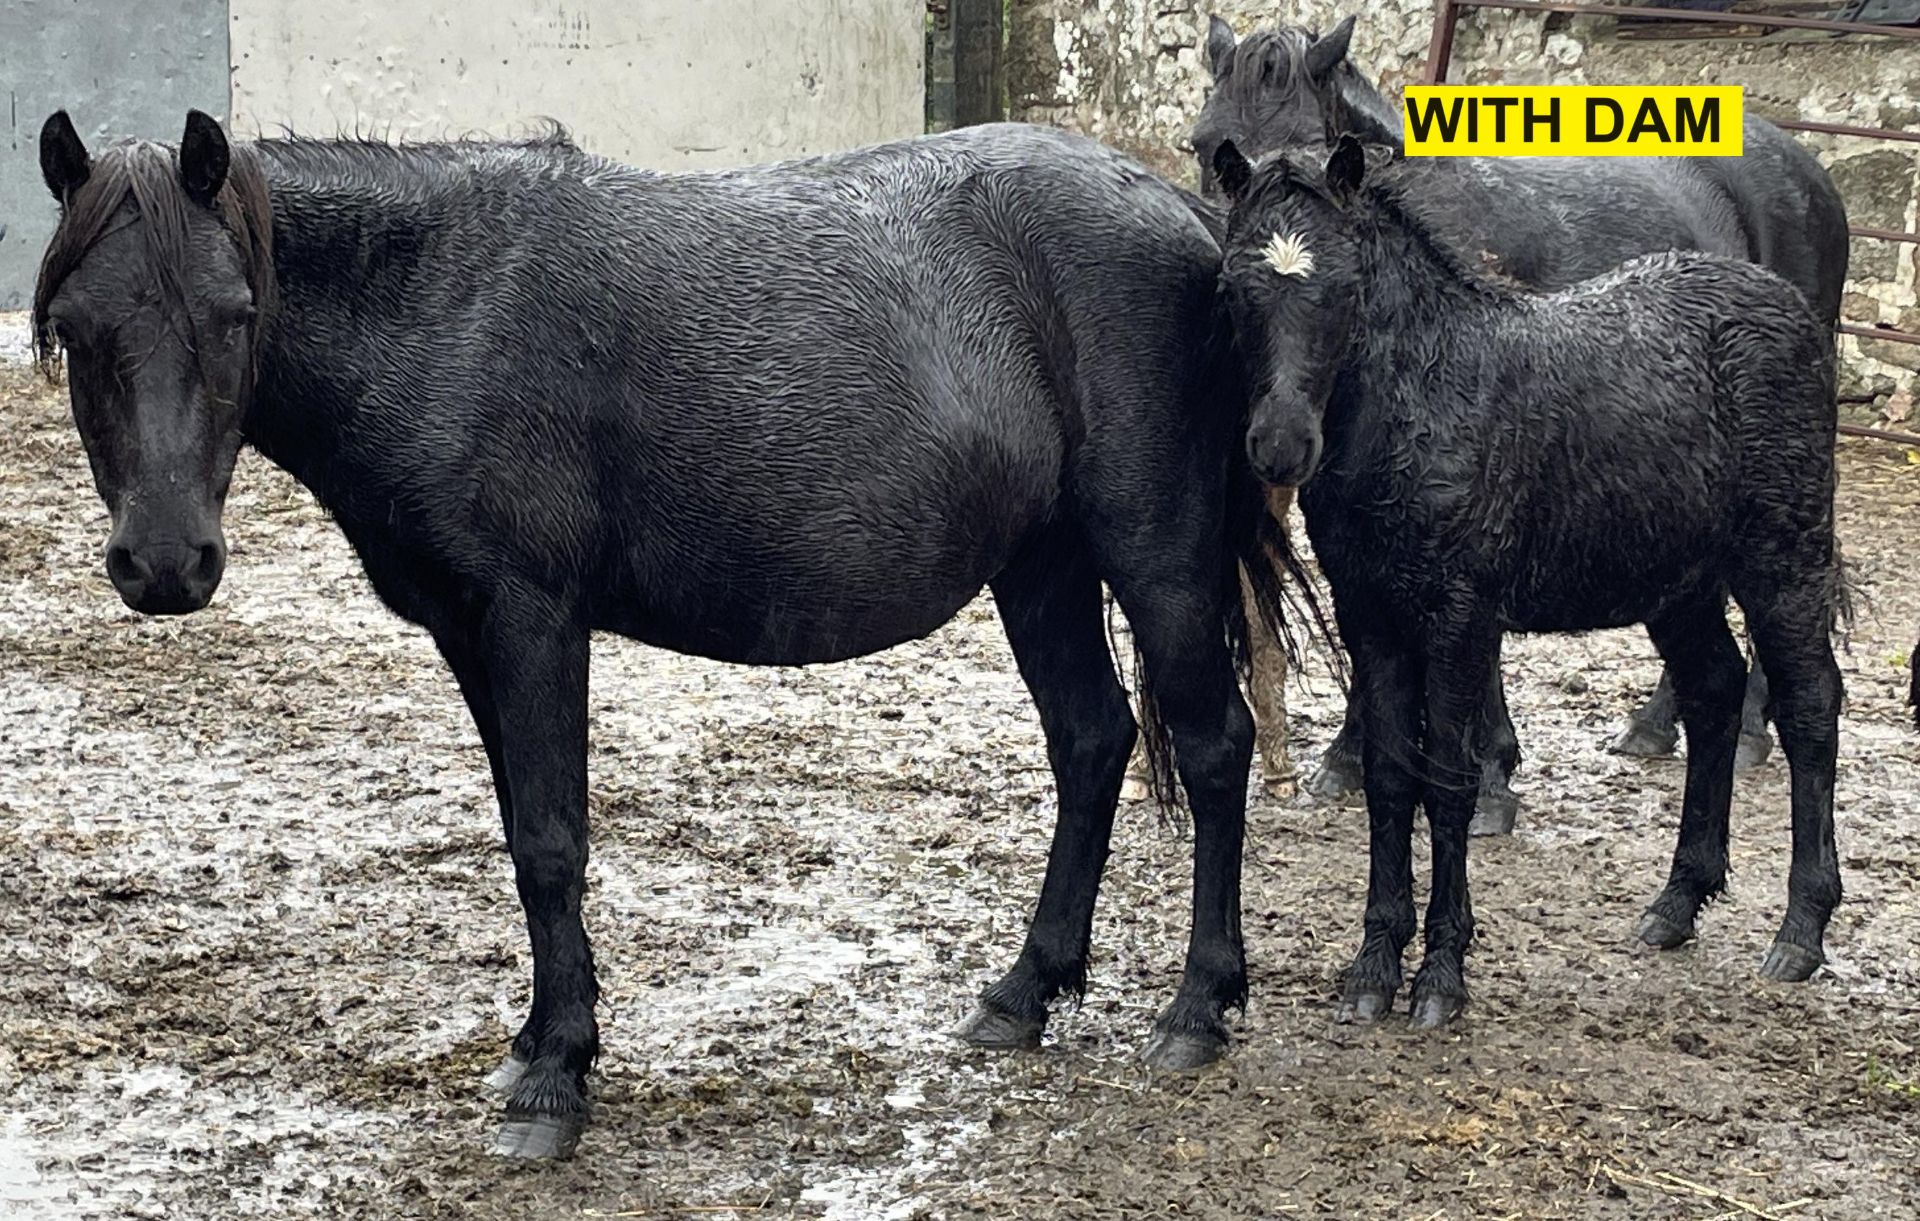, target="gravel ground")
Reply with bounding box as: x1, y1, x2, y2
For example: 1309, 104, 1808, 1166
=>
2, 328, 1917, 1220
